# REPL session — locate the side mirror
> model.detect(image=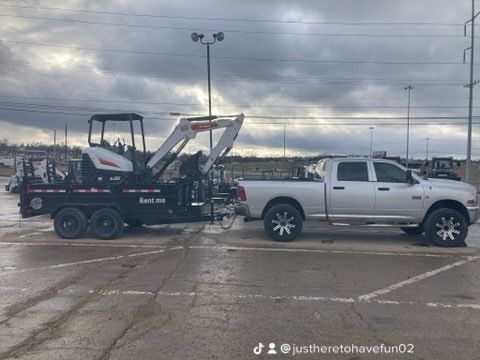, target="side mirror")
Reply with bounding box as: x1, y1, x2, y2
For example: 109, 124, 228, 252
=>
406, 169, 414, 183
